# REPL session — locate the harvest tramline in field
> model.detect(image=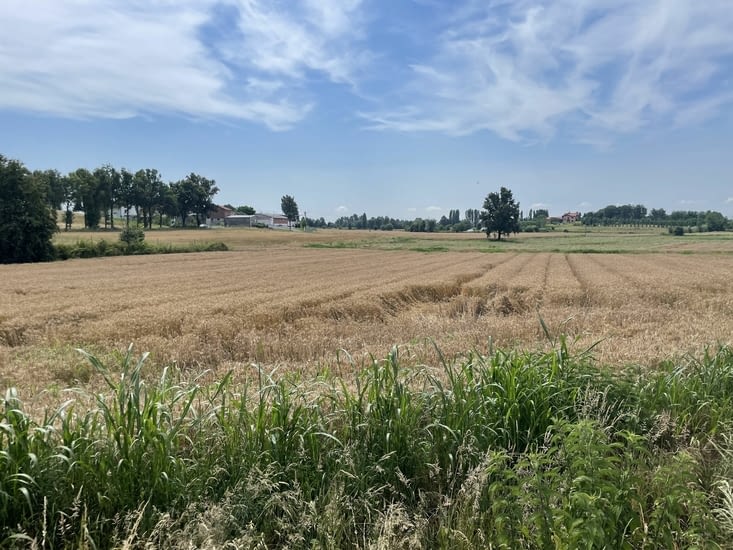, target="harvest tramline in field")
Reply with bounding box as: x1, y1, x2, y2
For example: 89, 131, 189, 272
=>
2, 231, 733, 399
